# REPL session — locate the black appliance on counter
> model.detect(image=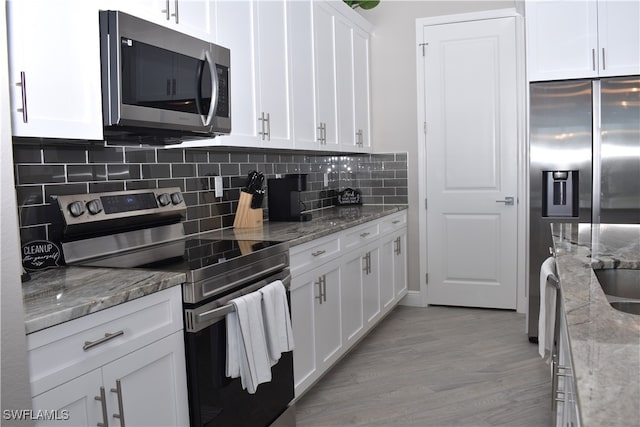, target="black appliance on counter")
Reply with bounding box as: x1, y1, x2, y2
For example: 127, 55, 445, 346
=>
267, 174, 312, 222
54, 188, 295, 427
